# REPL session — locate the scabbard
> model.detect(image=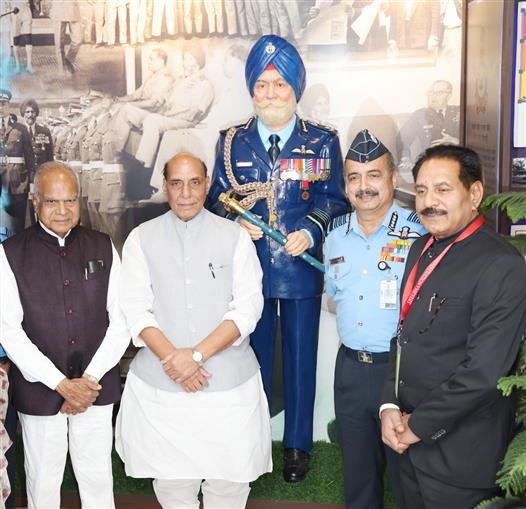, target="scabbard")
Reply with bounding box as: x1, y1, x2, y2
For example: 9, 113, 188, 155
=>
219, 193, 325, 273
